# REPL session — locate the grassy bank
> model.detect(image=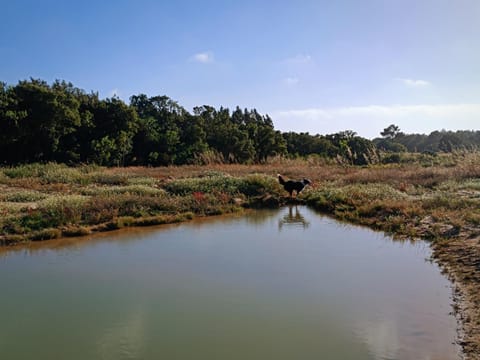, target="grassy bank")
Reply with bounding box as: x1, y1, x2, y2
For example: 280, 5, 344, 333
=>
1, 153, 480, 358
0, 163, 285, 245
